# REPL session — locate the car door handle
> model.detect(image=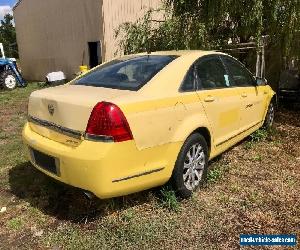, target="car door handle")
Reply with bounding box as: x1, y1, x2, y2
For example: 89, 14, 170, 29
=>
263, 91, 268, 95
204, 96, 215, 102
241, 93, 248, 98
